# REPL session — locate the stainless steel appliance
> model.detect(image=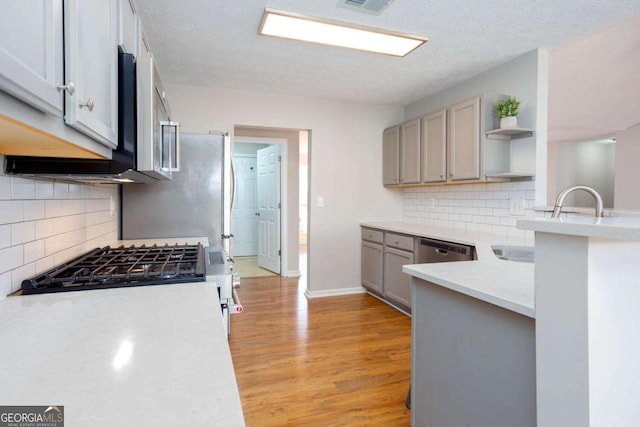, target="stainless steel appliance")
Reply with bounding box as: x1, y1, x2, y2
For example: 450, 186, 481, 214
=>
3, 49, 179, 184
415, 237, 476, 263
121, 131, 241, 334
